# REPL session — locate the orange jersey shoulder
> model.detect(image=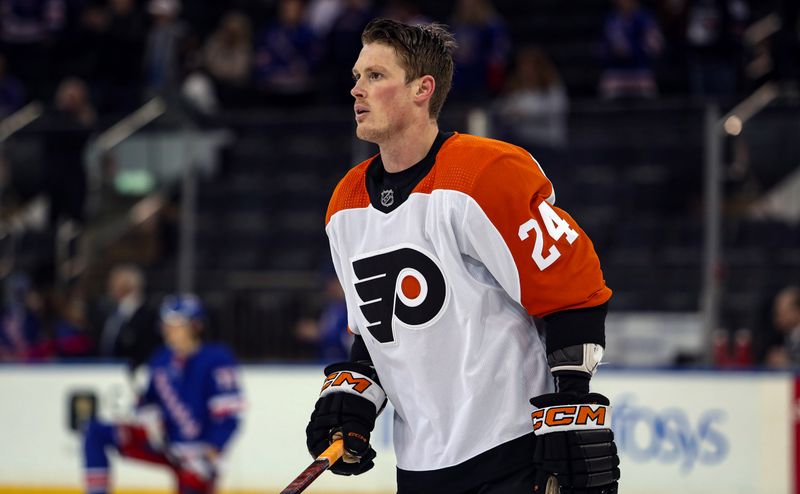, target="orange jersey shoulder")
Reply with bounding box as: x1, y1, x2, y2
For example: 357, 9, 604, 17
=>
325, 156, 374, 225
413, 132, 554, 202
